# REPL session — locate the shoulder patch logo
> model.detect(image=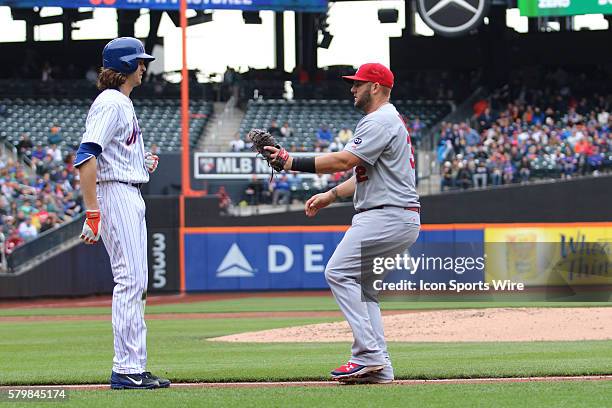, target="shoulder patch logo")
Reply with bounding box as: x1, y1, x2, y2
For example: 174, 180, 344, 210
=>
216, 243, 255, 278
353, 137, 363, 145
